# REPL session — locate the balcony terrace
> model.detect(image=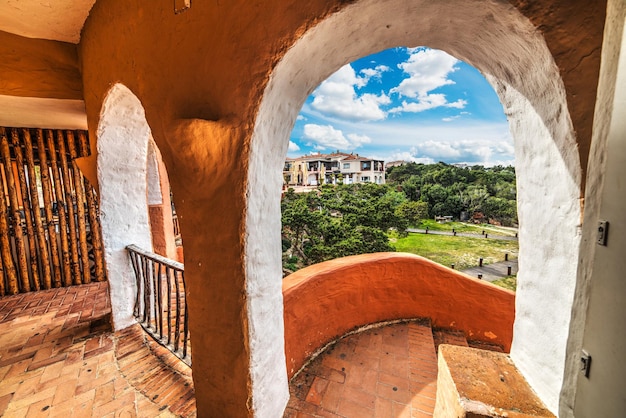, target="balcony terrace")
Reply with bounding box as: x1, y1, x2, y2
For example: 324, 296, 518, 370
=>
0, 251, 535, 417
